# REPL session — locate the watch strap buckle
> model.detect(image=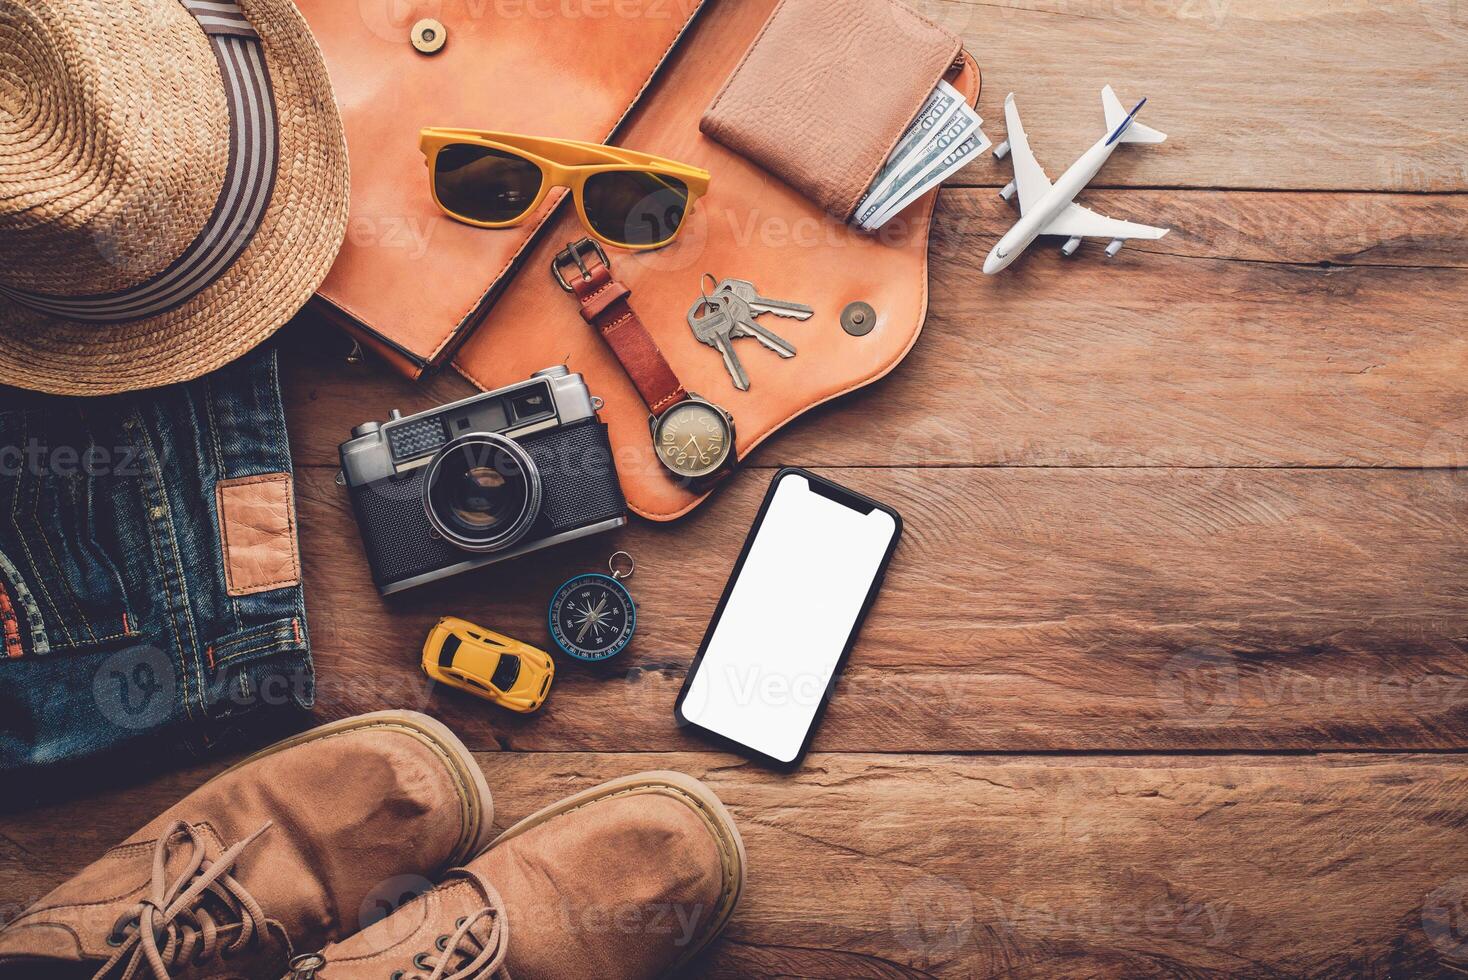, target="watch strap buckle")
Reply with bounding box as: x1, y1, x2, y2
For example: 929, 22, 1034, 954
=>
552, 237, 610, 292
